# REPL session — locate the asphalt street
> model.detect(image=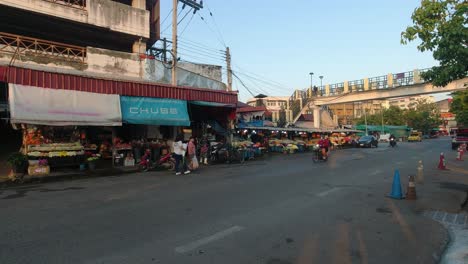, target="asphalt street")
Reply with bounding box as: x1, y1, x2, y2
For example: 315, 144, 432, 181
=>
0, 138, 463, 264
